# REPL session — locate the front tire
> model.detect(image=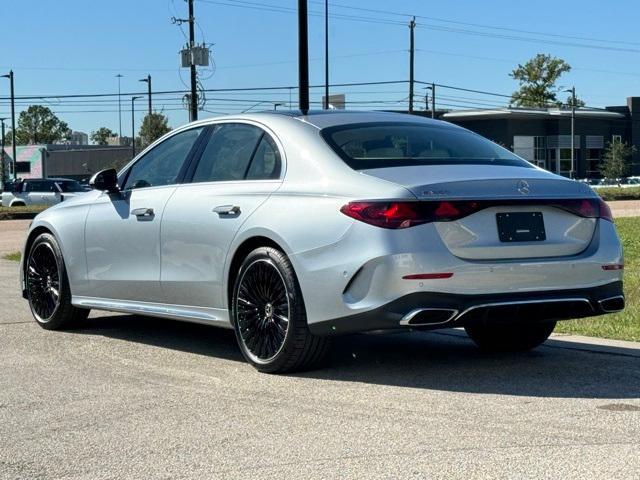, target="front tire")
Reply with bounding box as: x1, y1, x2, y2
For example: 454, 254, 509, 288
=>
465, 320, 556, 352
231, 247, 329, 373
26, 233, 90, 330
